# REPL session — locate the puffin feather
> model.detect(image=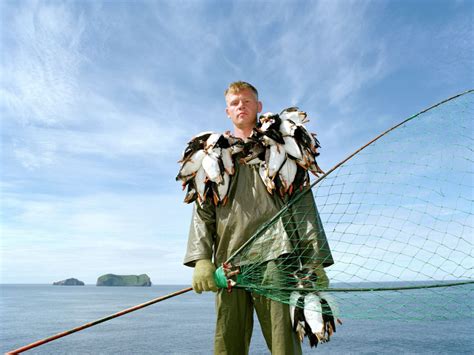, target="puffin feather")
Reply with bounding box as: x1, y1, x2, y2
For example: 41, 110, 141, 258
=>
202, 152, 223, 184
279, 158, 297, 194
267, 144, 286, 178
176, 149, 206, 179
304, 293, 326, 343
283, 136, 303, 160
194, 166, 207, 203
221, 148, 234, 175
